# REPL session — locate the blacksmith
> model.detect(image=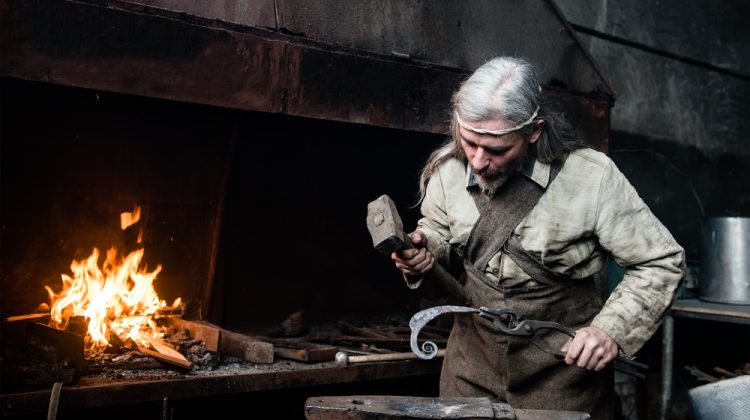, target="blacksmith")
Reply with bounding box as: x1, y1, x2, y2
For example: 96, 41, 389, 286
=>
391, 56, 685, 418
